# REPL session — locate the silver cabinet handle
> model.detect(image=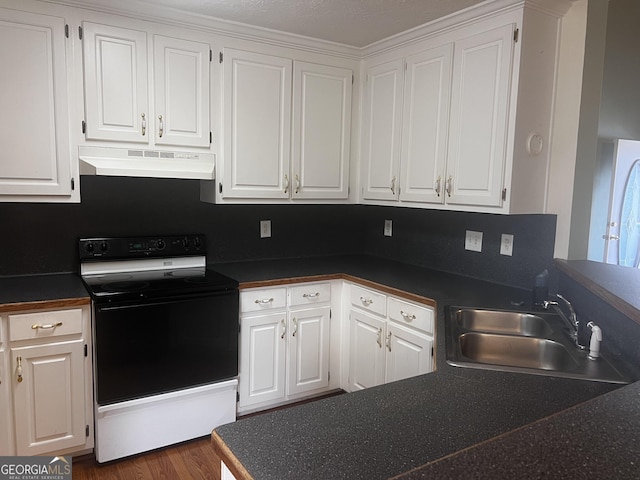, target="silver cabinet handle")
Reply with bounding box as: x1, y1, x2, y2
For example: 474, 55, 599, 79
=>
31, 321, 62, 330
280, 319, 286, 339
376, 327, 383, 348
16, 356, 23, 383
292, 317, 298, 337
284, 174, 289, 194
255, 298, 274, 305
141, 113, 146, 136
390, 176, 396, 195
446, 176, 452, 197
303, 292, 320, 299
435, 176, 441, 197
158, 115, 164, 138
386, 332, 392, 352
400, 310, 416, 321
295, 174, 300, 194
360, 296, 373, 306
